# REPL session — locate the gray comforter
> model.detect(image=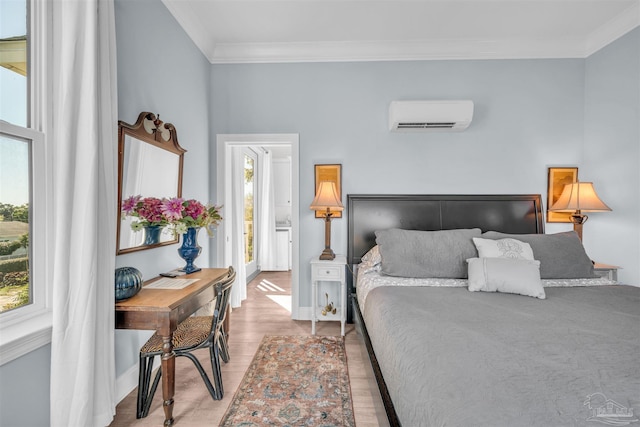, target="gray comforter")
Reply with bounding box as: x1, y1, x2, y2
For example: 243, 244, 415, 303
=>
362, 285, 640, 427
